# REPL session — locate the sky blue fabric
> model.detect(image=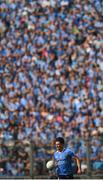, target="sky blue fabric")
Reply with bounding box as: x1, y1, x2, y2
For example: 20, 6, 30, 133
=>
54, 148, 75, 175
